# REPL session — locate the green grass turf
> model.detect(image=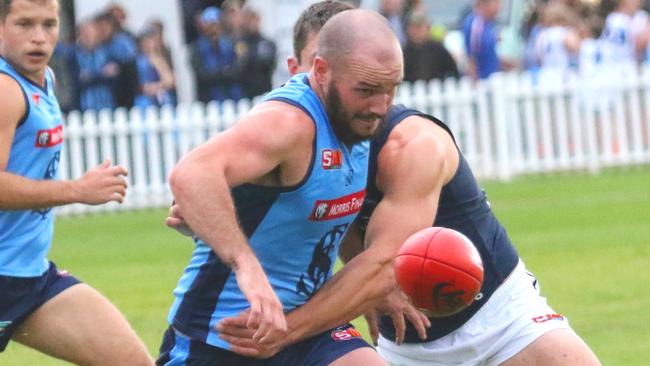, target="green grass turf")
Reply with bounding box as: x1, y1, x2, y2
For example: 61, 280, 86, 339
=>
3, 167, 649, 365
